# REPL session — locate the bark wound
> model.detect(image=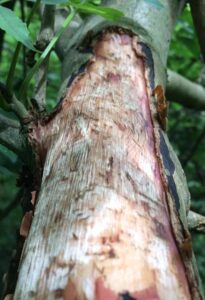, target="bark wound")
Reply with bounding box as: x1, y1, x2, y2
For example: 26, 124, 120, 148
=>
14, 31, 191, 299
